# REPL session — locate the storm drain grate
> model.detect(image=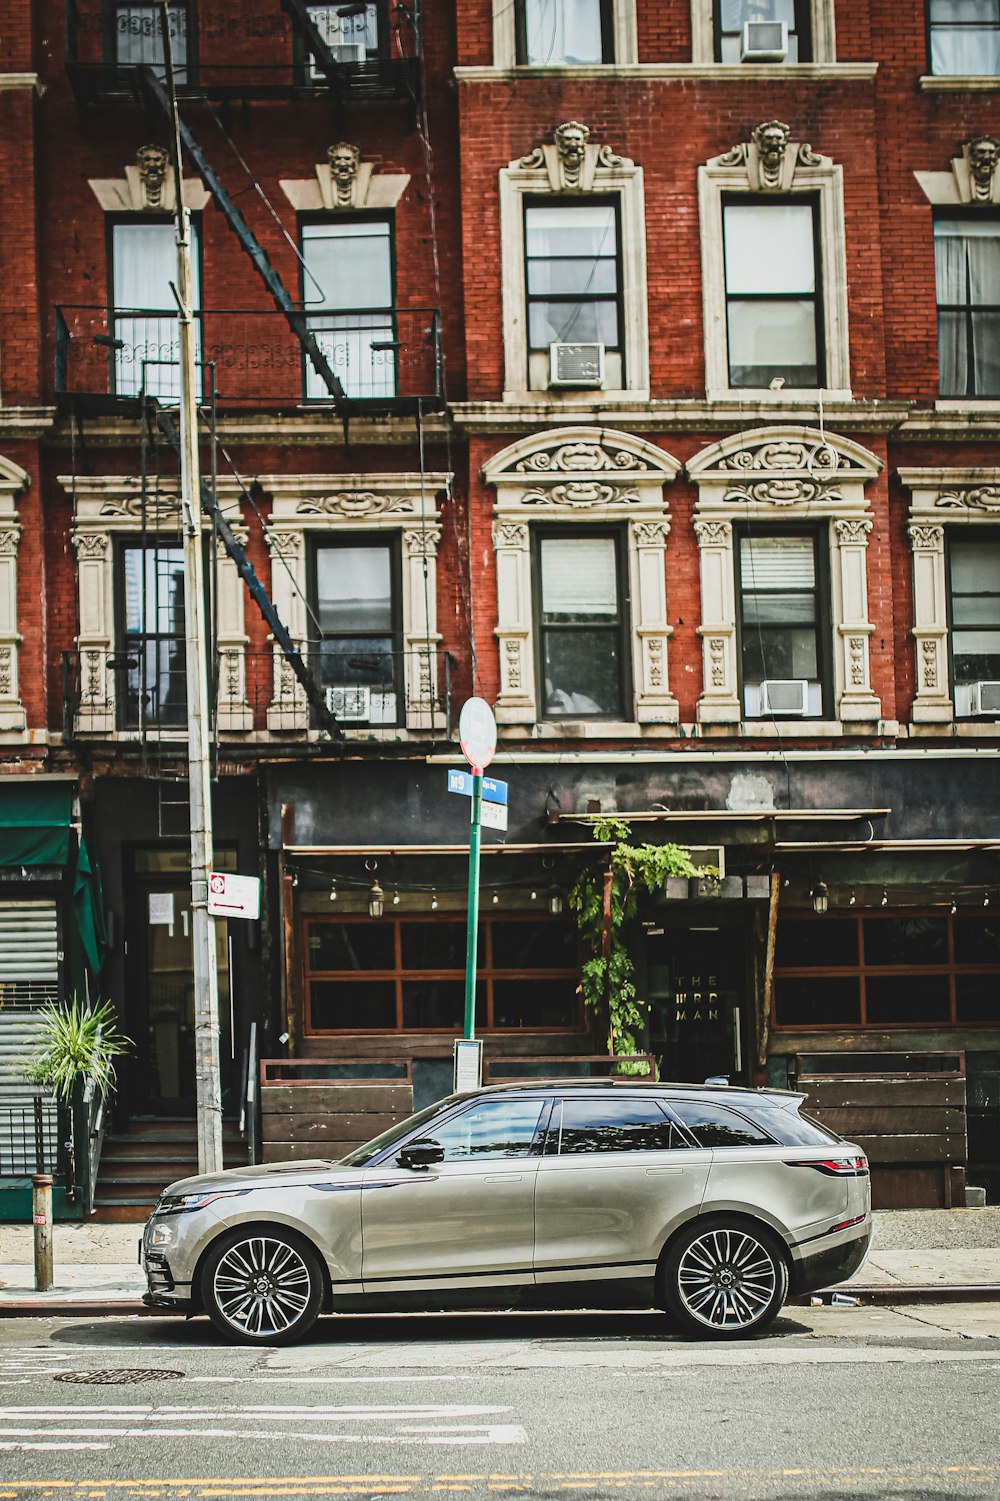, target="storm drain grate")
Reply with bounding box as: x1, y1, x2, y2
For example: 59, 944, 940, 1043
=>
54, 1369, 185, 1385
